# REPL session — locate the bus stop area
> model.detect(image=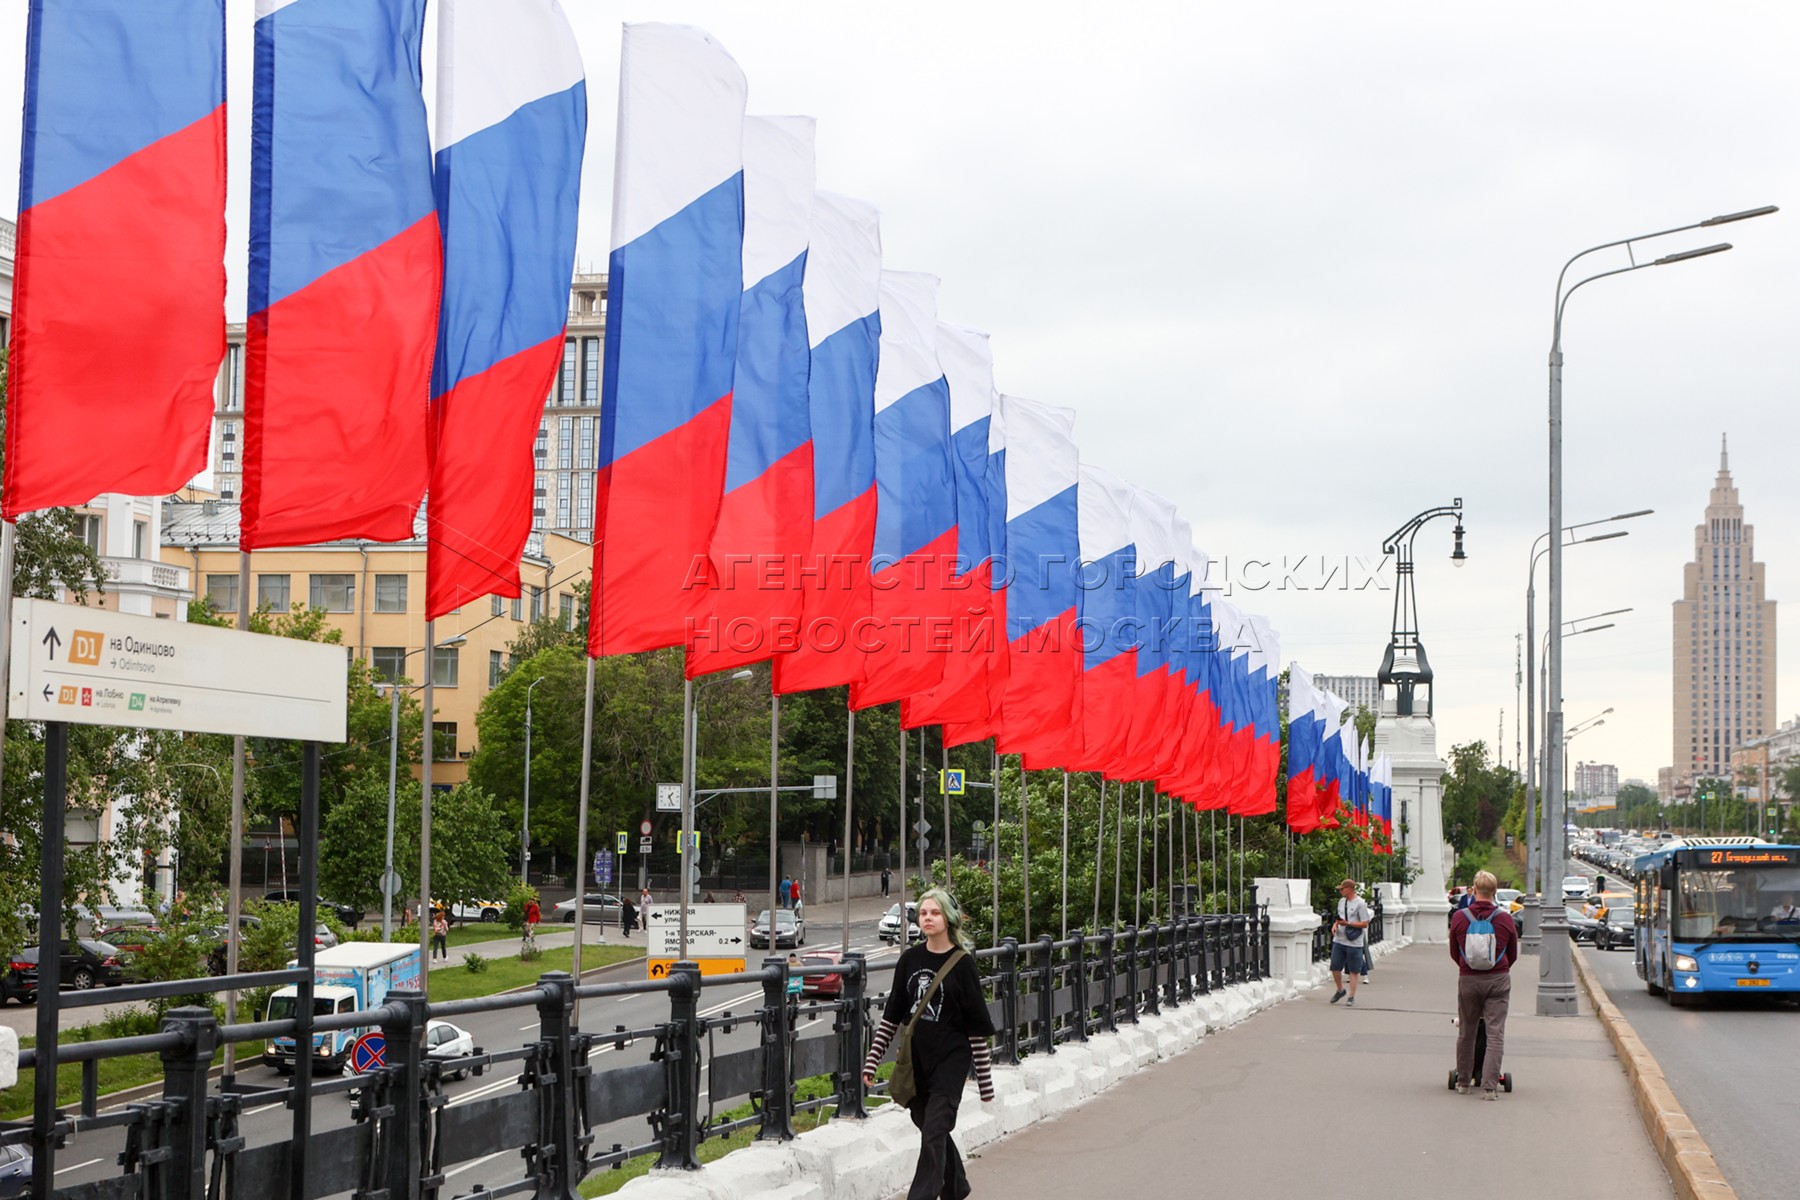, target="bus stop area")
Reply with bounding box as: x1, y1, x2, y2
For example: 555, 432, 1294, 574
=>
954, 942, 1674, 1200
